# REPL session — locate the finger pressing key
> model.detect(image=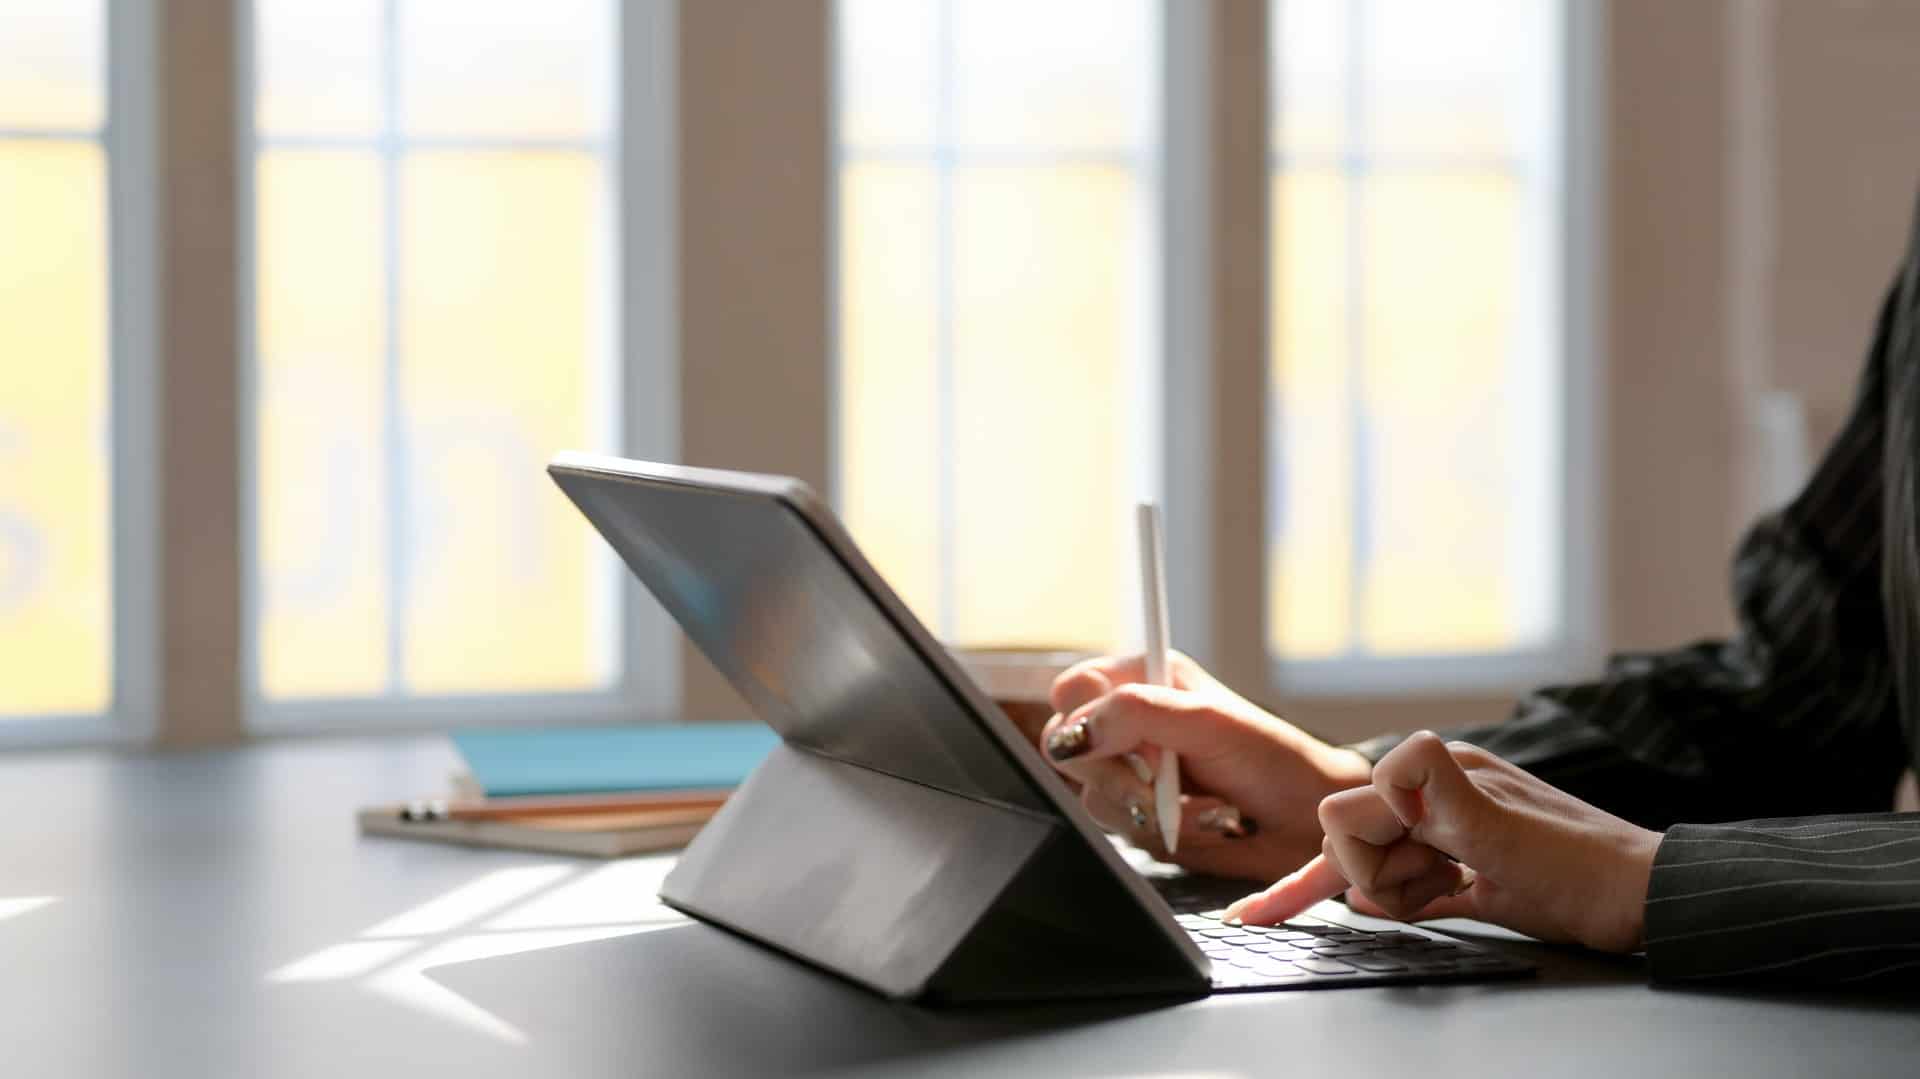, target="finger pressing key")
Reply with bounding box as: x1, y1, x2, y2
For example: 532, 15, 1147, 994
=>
1223, 855, 1349, 926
